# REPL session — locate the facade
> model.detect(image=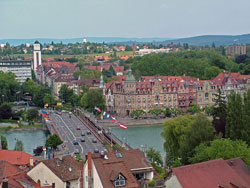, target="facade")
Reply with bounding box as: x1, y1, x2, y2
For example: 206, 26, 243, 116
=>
84, 149, 154, 188
53, 75, 75, 97
165, 158, 250, 188
33, 41, 42, 71
105, 72, 250, 117
27, 155, 82, 188
72, 78, 100, 95
0, 59, 32, 83
226, 44, 246, 56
